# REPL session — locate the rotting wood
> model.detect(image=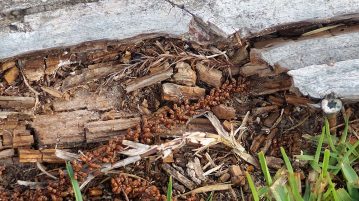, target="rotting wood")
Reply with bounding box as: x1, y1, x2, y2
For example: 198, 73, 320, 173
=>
18, 149, 63, 163
211, 104, 236, 120
252, 105, 278, 116
249, 74, 292, 96
261, 128, 278, 154
0, 120, 33, 149
52, 89, 114, 112
172, 62, 196, 86
162, 83, 206, 102
0, 149, 15, 159
240, 63, 277, 77
85, 118, 141, 142
4, 67, 19, 85
20, 58, 45, 82
1, 61, 16, 72
0, 96, 35, 110
61, 63, 126, 90
31, 110, 100, 146
162, 163, 196, 190
159, 118, 216, 136
285, 94, 313, 106
125, 68, 173, 93
196, 62, 223, 88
